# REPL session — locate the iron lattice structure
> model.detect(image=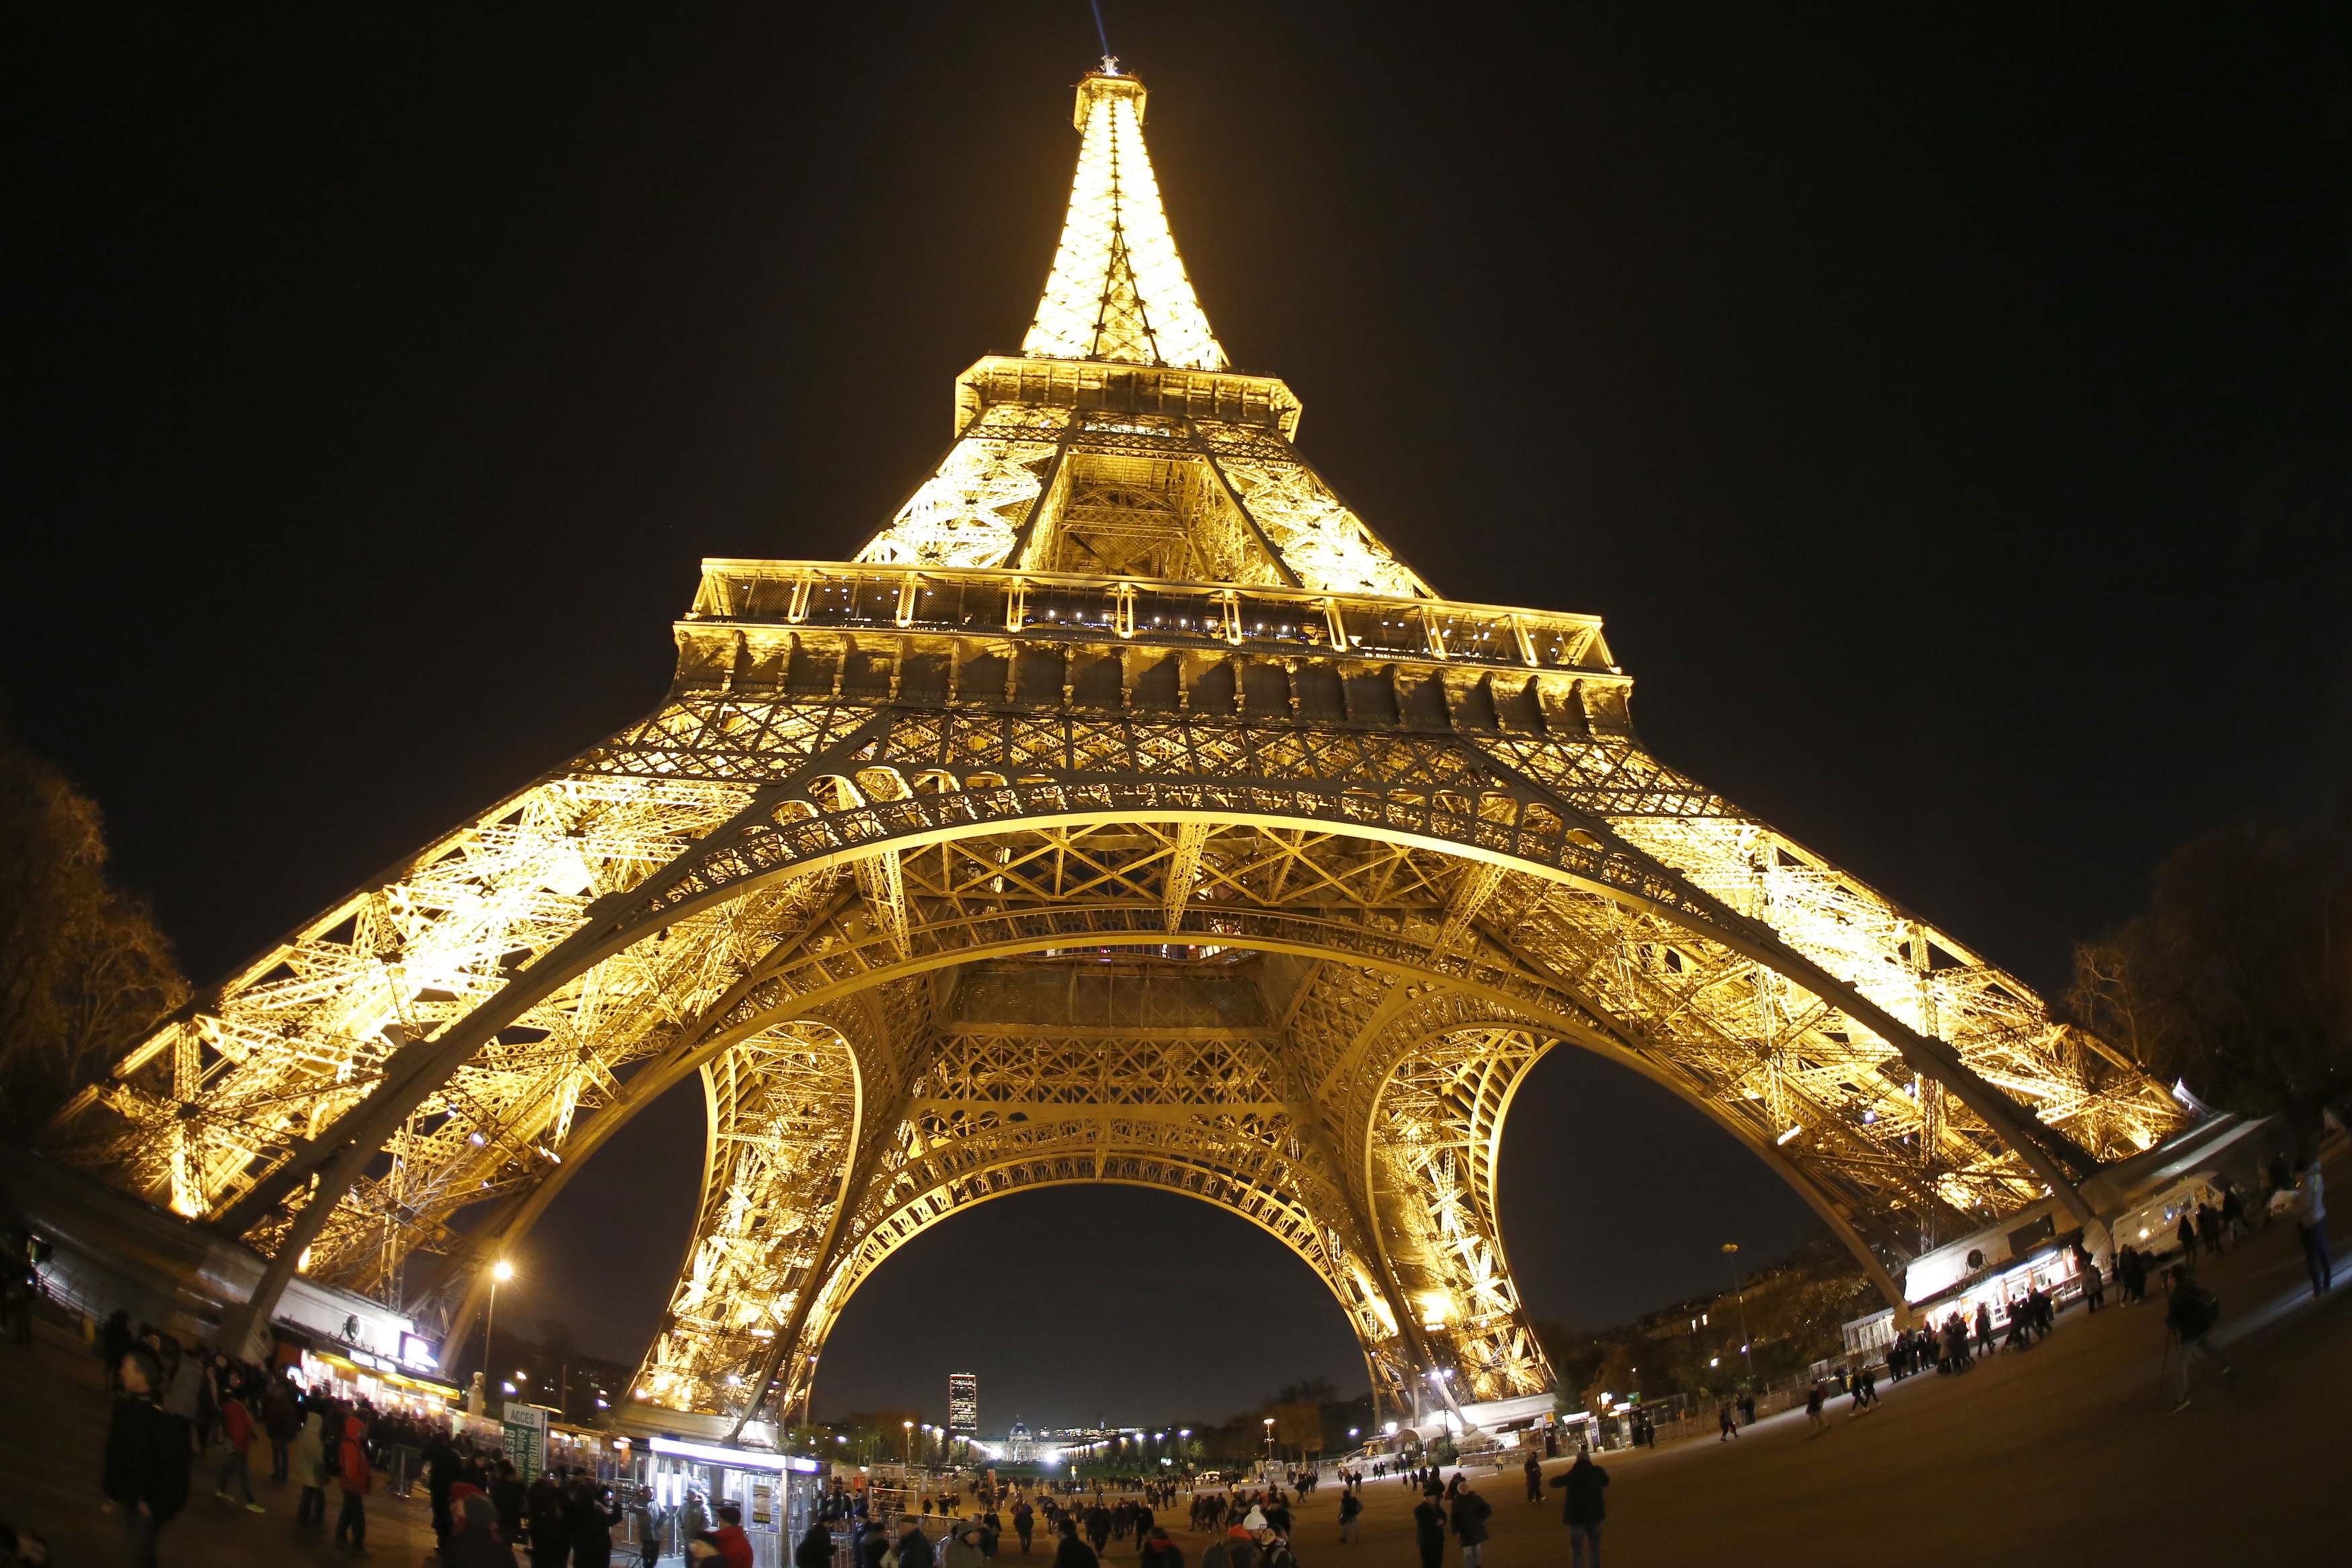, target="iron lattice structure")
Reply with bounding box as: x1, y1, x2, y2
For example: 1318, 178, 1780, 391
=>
51, 65, 2187, 1428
